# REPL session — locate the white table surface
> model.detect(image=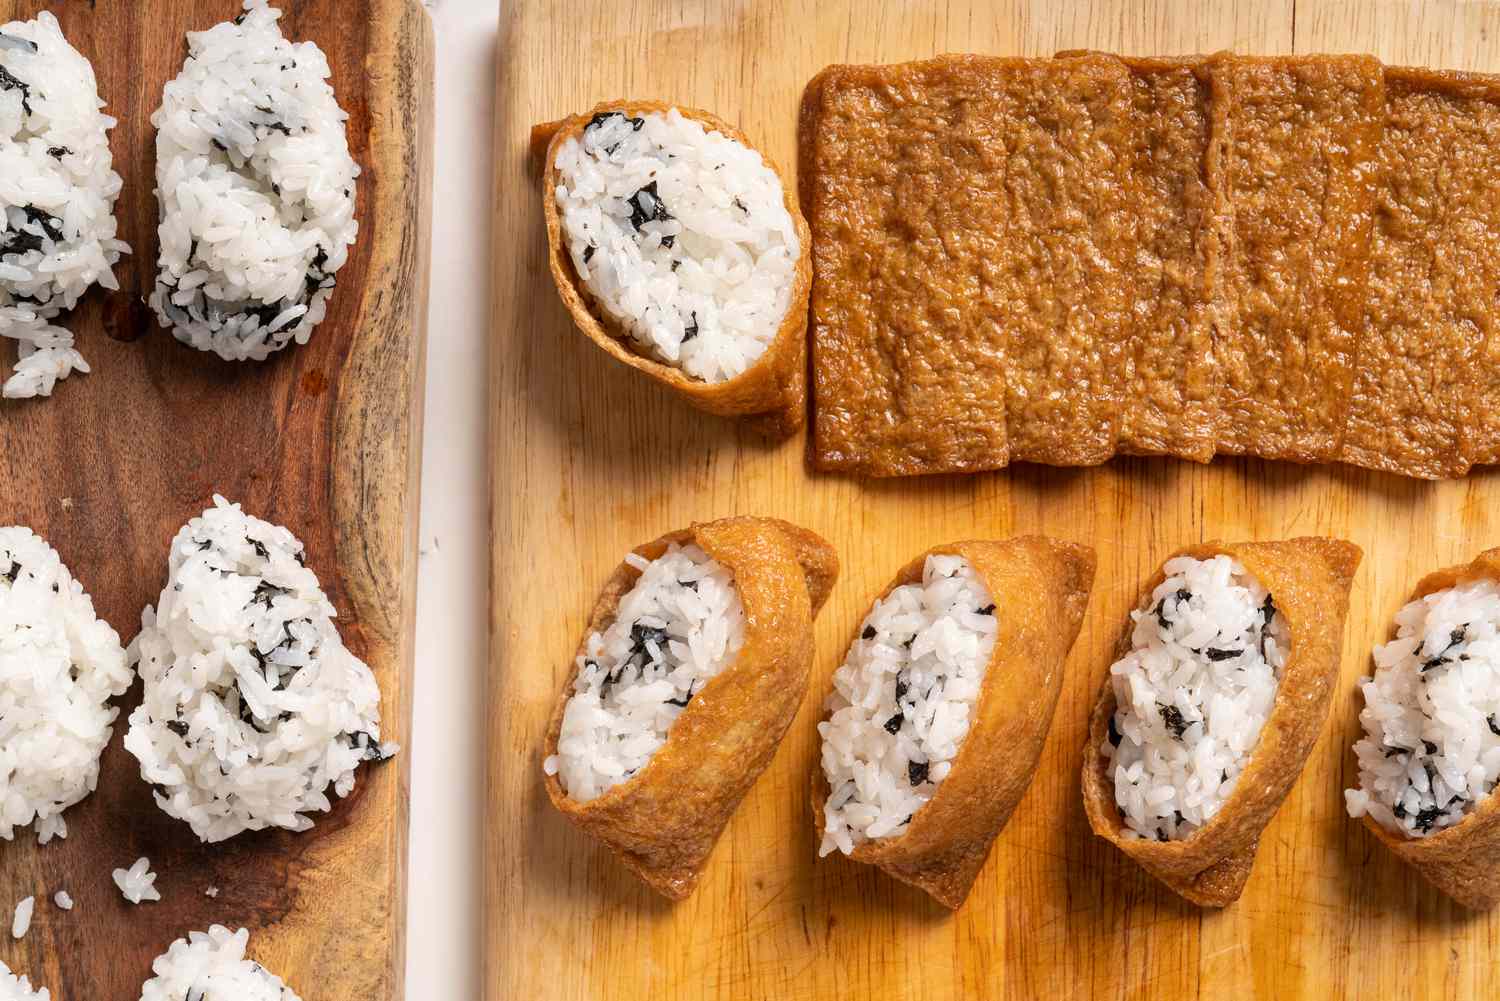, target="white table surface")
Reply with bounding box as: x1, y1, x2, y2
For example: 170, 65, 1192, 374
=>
409, 1, 495, 998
